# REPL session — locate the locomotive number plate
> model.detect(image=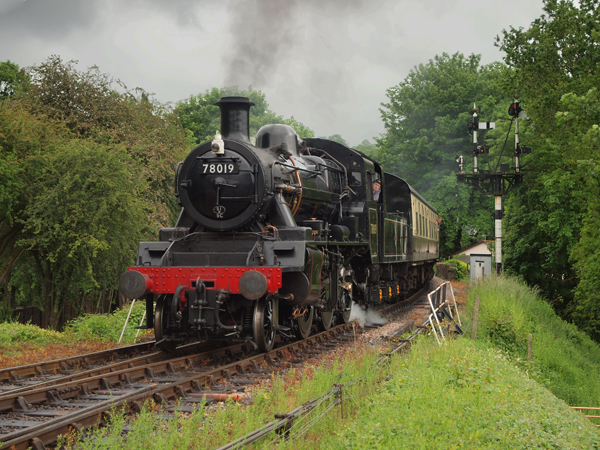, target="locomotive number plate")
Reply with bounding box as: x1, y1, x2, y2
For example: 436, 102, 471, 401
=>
200, 161, 239, 175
